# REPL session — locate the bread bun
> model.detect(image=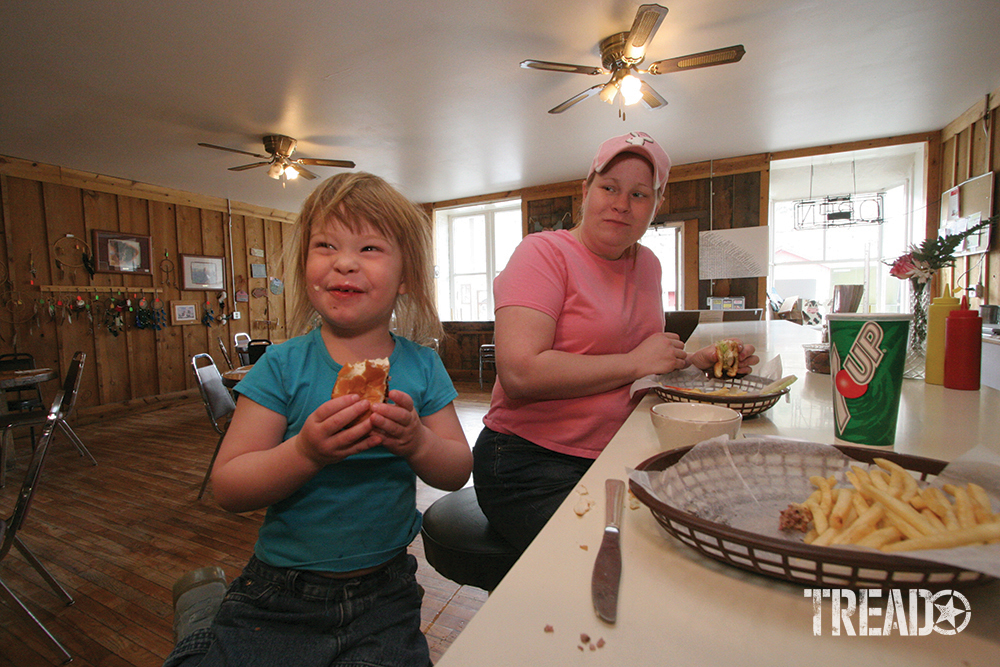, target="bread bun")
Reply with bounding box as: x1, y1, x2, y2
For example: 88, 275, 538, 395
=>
712, 339, 742, 378
332, 358, 389, 426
